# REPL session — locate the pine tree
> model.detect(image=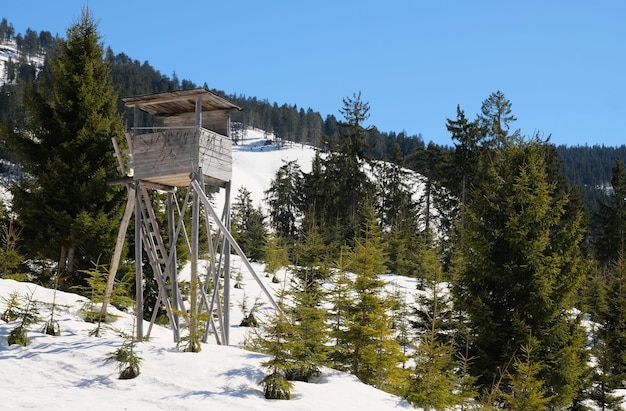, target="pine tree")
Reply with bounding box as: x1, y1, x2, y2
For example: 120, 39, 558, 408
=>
589, 322, 624, 411
0, 220, 23, 279
333, 207, 405, 392
406, 333, 458, 410
373, 145, 423, 277
257, 291, 294, 400
477, 90, 517, 148
595, 159, 626, 266
1, 290, 21, 322
406, 243, 459, 410
263, 235, 290, 284
7, 289, 39, 346
7, 8, 125, 286
75, 259, 132, 336
327, 246, 355, 367
303, 92, 374, 247
284, 224, 331, 382
264, 159, 304, 240
456, 136, 589, 408
592, 253, 626, 389
231, 187, 268, 262
502, 341, 555, 411
446, 104, 480, 222
106, 313, 142, 379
